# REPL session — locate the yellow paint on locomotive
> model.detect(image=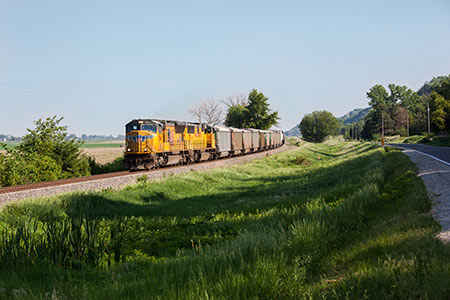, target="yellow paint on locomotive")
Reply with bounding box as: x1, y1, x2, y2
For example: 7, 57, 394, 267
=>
125, 123, 216, 155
